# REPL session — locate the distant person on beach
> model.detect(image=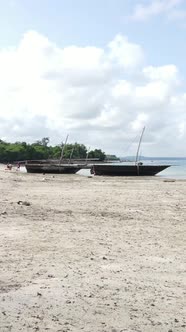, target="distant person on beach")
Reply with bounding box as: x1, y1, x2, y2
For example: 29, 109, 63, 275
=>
6, 163, 12, 170
16, 162, 20, 171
